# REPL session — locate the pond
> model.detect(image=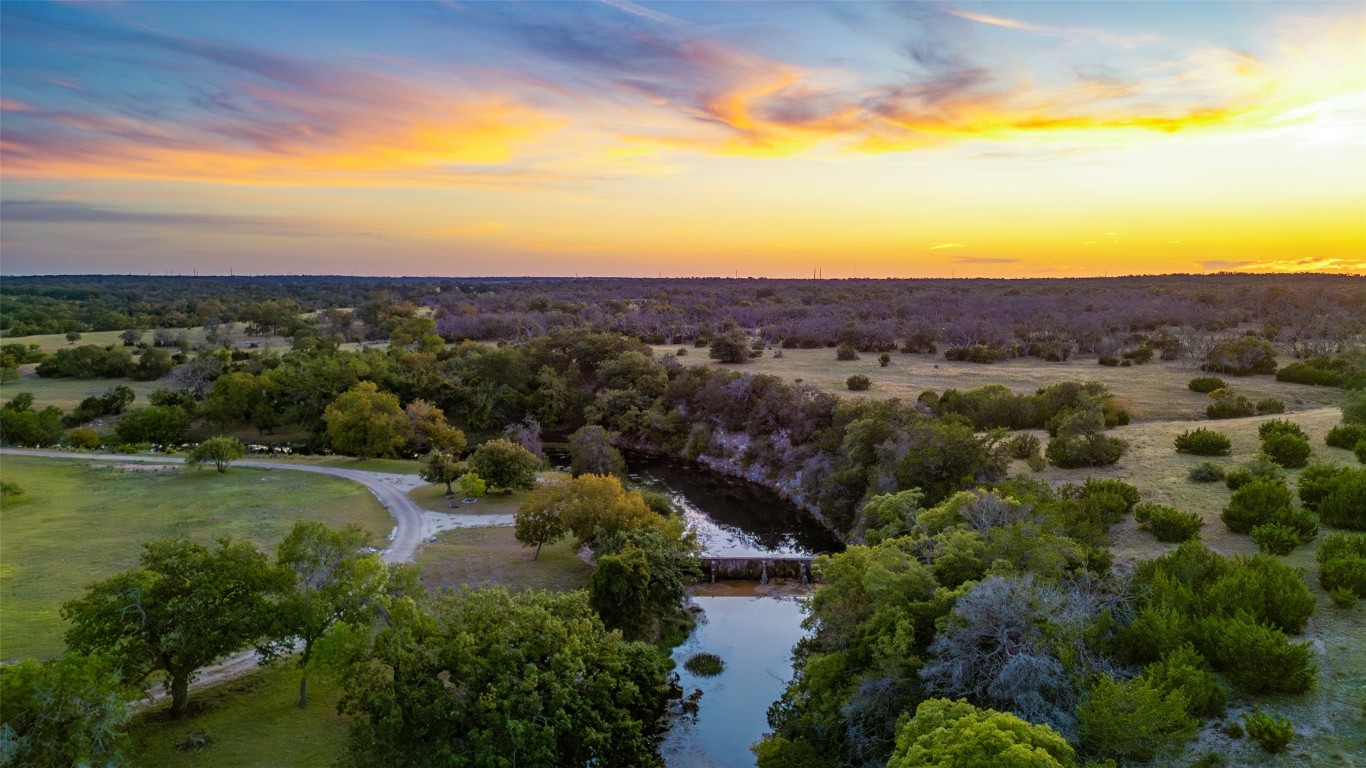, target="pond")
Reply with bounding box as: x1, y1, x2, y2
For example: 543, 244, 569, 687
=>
661, 585, 810, 768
